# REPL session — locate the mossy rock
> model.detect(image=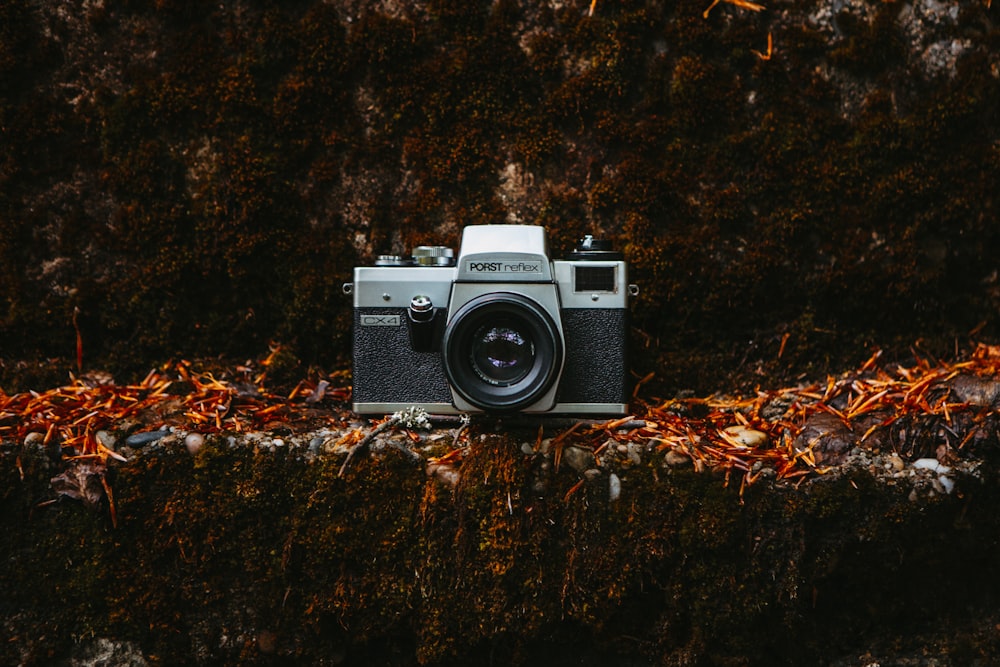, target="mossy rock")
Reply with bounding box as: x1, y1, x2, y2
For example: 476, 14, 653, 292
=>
3, 424, 999, 665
